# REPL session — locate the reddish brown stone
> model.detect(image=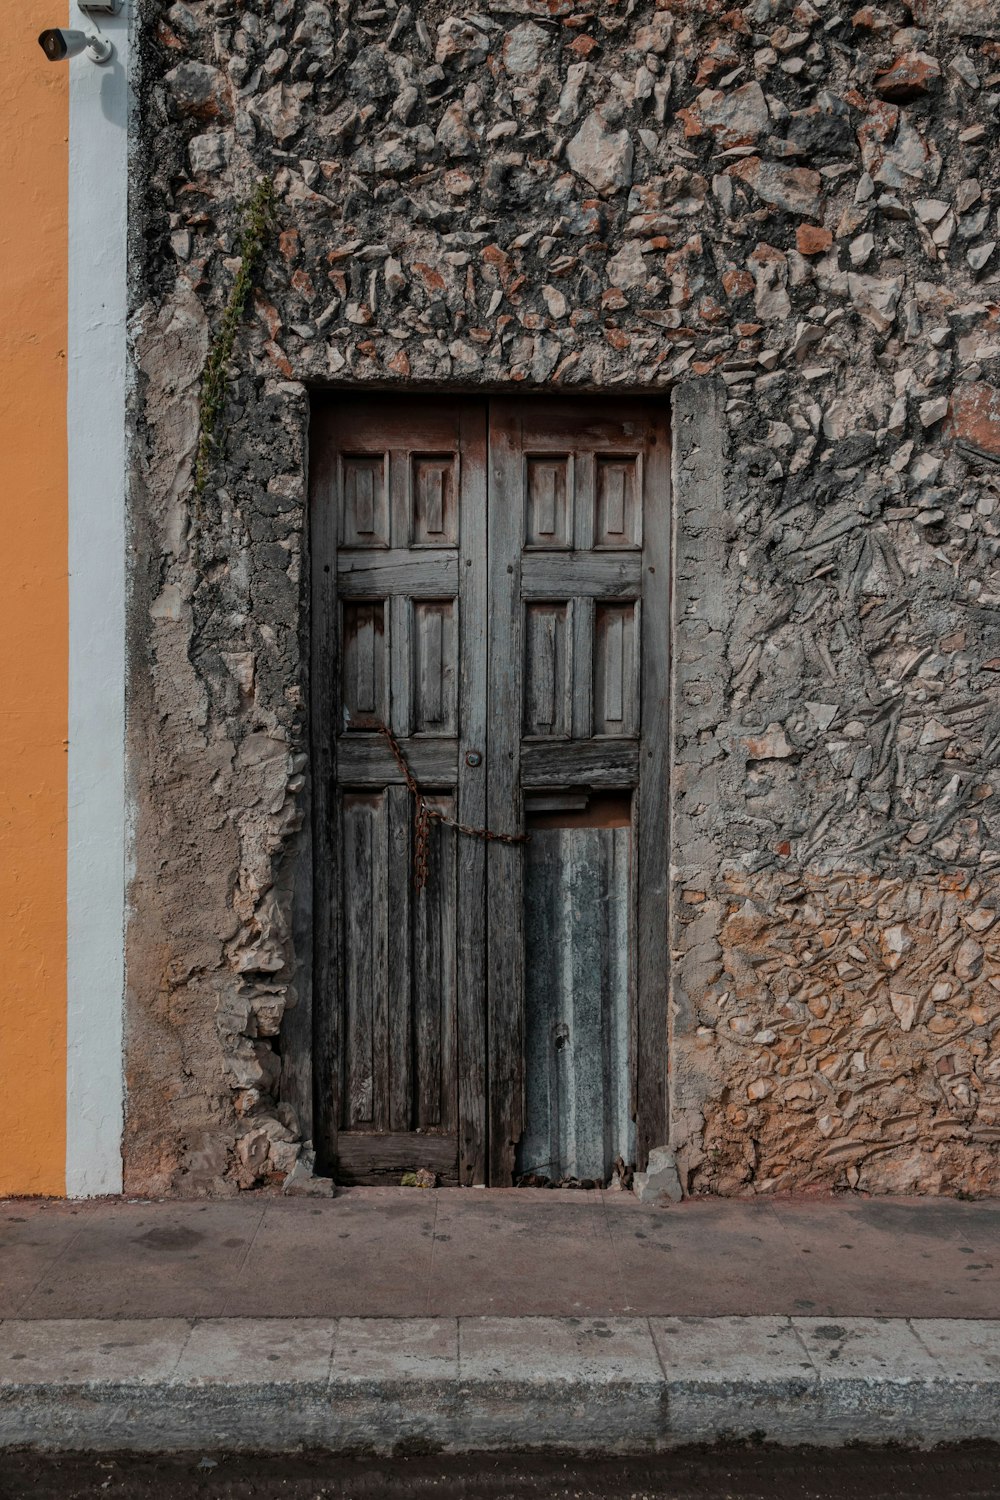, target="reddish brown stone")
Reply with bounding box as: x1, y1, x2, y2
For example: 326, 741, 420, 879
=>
157, 22, 185, 50
676, 107, 705, 138
694, 37, 741, 85
567, 34, 598, 56
796, 224, 834, 255
413, 262, 446, 291
263, 340, 292, 377
875, 52, 942, 101
482, 244, 512, 284
254, 292, 281, 340
728, 156, 823, 218
946, 382, 1000, 458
